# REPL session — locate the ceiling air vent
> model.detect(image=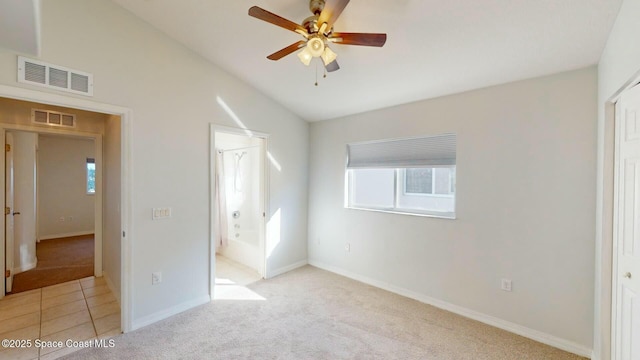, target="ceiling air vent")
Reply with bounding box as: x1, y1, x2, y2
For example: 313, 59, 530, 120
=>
18, 56, 94, 96
31, 109, 76, 128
